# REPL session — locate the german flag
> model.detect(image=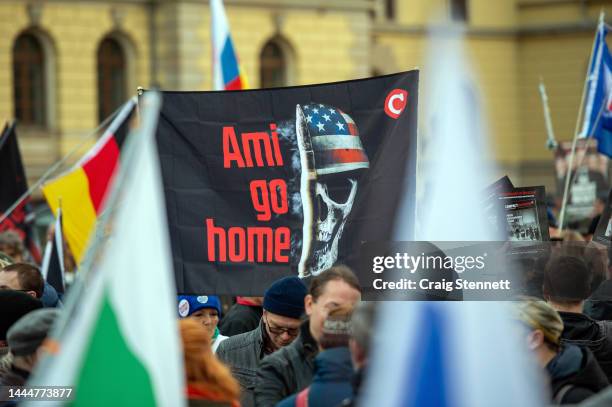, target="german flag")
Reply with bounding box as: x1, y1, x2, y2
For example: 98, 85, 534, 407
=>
42, 99, 137, 264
